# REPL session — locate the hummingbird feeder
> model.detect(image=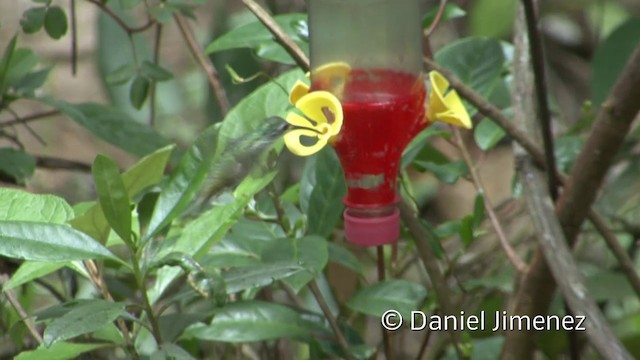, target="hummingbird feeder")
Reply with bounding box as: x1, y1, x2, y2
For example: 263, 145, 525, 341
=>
284, 0, 472, 246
